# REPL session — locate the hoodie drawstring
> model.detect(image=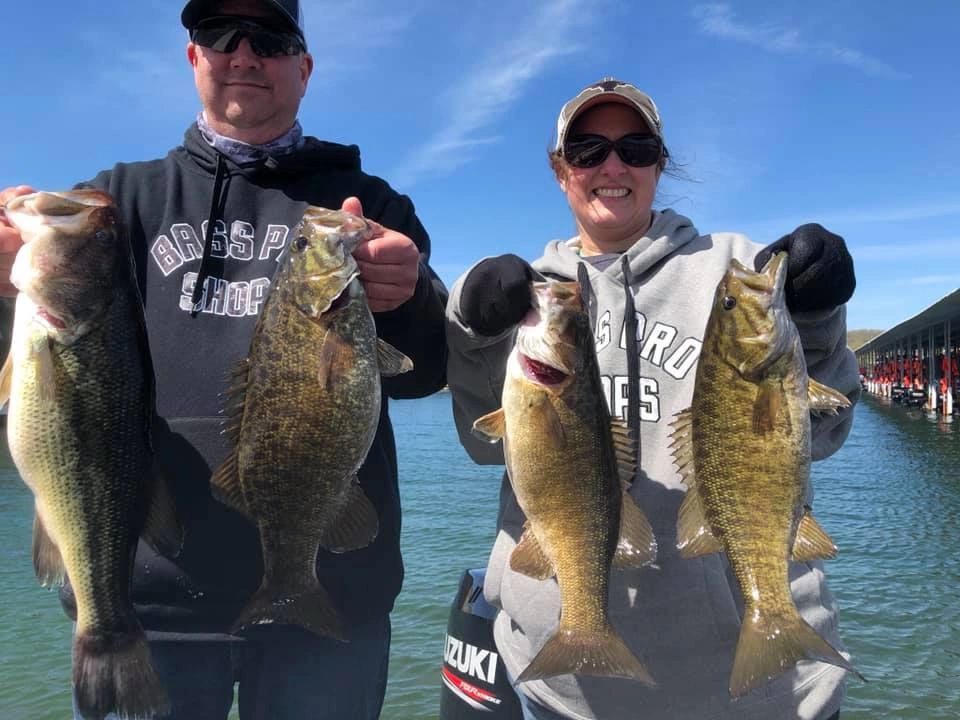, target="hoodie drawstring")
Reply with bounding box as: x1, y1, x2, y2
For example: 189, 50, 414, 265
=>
190, 152, 227, 317
620, 256, 641, 469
